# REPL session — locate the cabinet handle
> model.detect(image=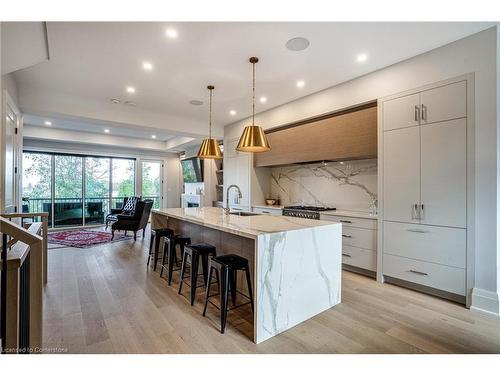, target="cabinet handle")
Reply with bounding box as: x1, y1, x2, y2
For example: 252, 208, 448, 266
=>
262, 211, 270, 214
339, 220, 352, 224
342, 234, 352, 238
420, 204, 424, 219
412, 203, 419, 220
342, 253, 352, 258
409, 269, 428, 276
421, 104, 426, 121
414, 105, 420, 121
407, 229, 428, 233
